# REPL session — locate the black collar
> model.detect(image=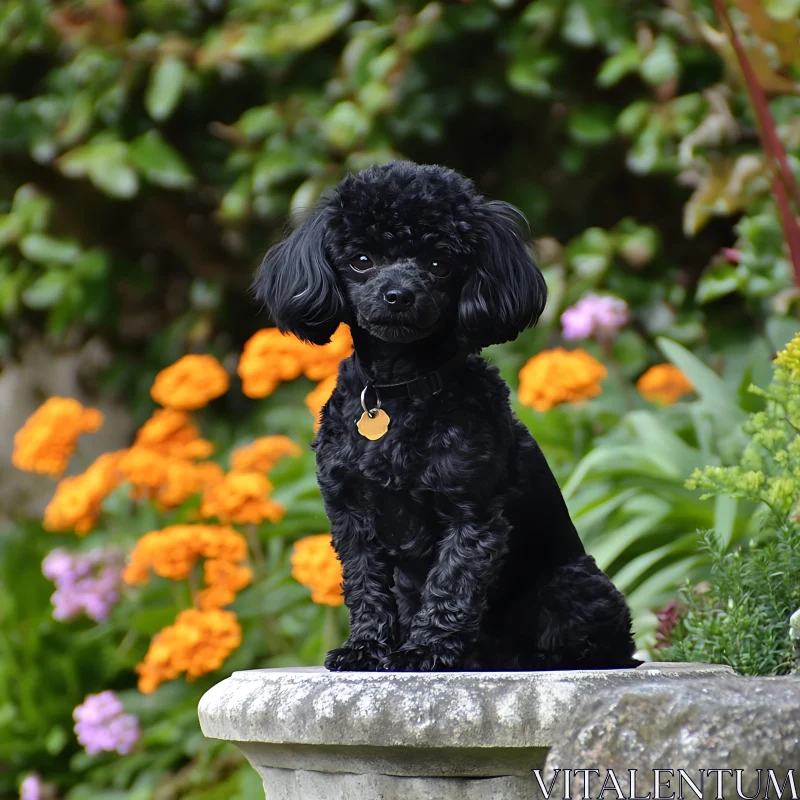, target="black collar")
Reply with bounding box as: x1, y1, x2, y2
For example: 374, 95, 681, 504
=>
351, 350, 468, 410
